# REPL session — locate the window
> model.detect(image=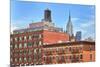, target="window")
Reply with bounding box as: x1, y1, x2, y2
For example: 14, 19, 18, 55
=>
10, 44, 13, 49
90, 54, 92, 60
33, 34, 39, 39
33, 42, 36, 46
33, 41, 39, 46
58, 56, 61, 63
10, 38, 13, 42
39, 34, 42, 39
22, 36, 24, 40
56, 48, 58, 52
10, 58, 13, 62
19, 50, 23, 55
62, 48, 65, 53
36, 41, 39, 46
24, 50, 27, 55
34, 41, 37, 46
24, 36, 27, 40
80, 47, 82, 52
15, 44, 17, 48
66, 56, 68, 61
10, 52, 12, 55
69, 56, 72, 60
29, 36, 32, 40
39, 49, 41, 53
15, 50, 19, 56
56, 56, 59, 62
19, 43, 22, 48
34, 54, 37, 63
19, 57, 22, 62
15, 58, 17, 62
44, 57, 46, 62
66, 47, 68, 50
24, 43, 27, 48
69, 47, 71, 52
28, 57, 31, 62
24, 57, 27, 62
28, 42, 32, 47
34, 49, 37, 54
15, 37, 17, 41
80, 54, 83, 59
19, 37, 22, 41
28, 50, 32, 55
61, 56, 65, 62
90, 45, 93, 51
39, 41, 42, 46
